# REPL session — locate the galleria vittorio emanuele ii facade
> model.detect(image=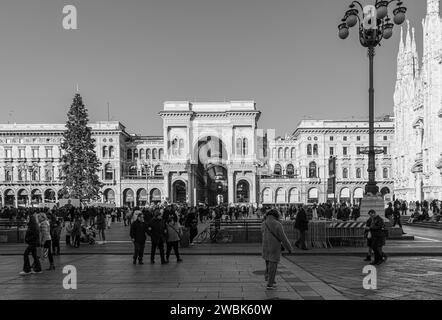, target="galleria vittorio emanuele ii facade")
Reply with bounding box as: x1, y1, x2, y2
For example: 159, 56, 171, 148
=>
0, 100, 396, 208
